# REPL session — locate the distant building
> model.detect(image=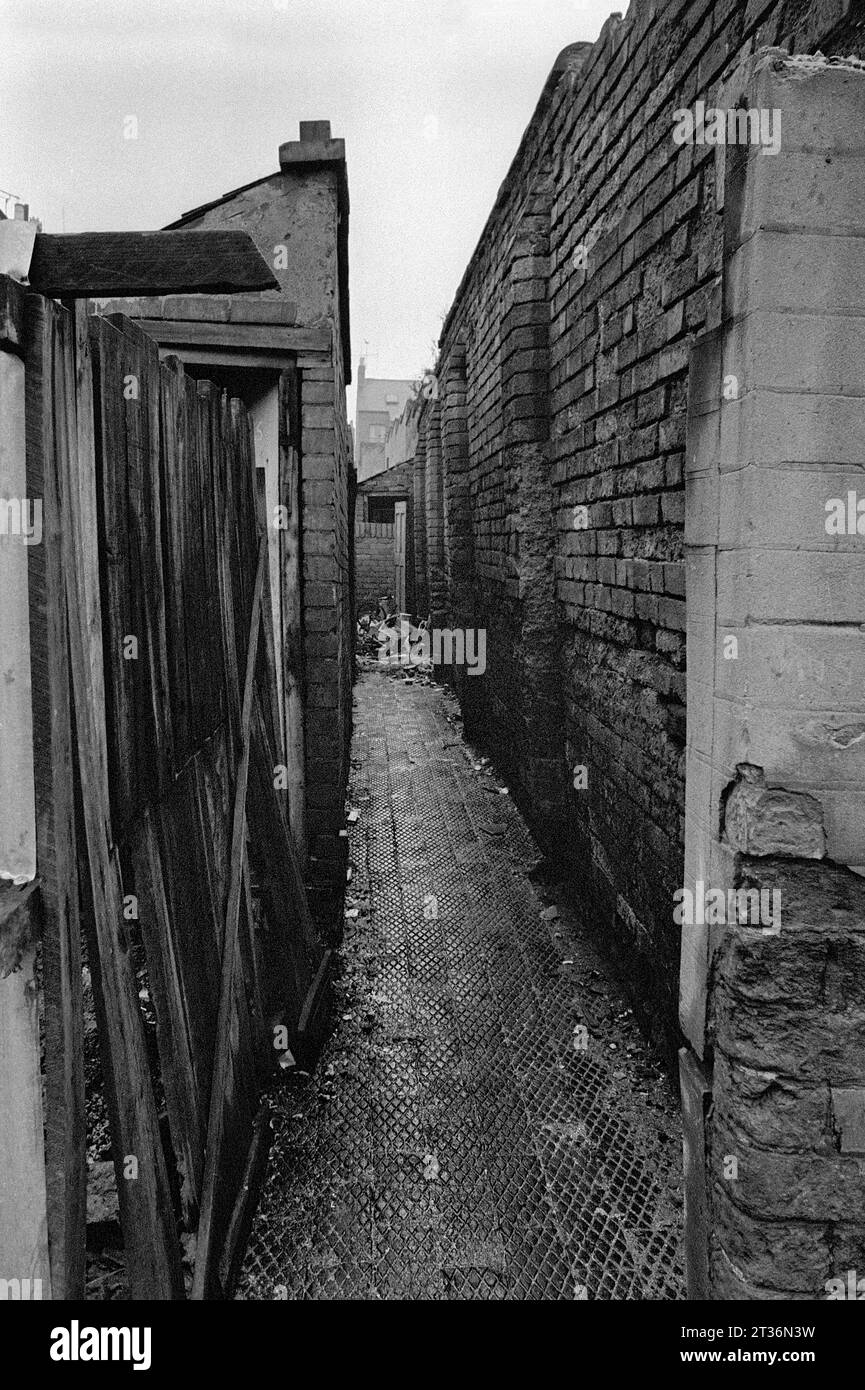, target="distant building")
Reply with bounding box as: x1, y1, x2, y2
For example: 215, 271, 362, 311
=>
354, 359, 414, 482
354, 393, 422, 614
